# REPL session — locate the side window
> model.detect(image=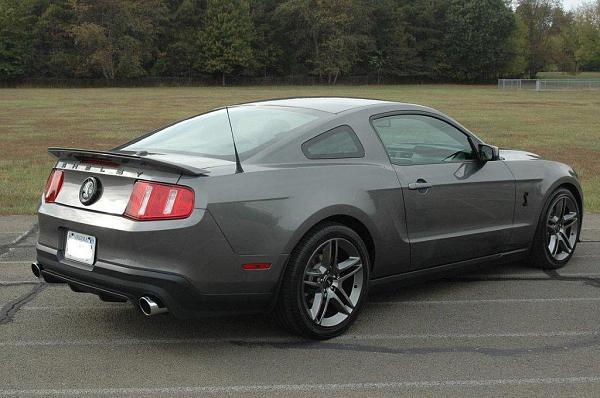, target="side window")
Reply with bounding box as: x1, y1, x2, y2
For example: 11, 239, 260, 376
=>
302, 125, 365, 159
371, 115, 476, 165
